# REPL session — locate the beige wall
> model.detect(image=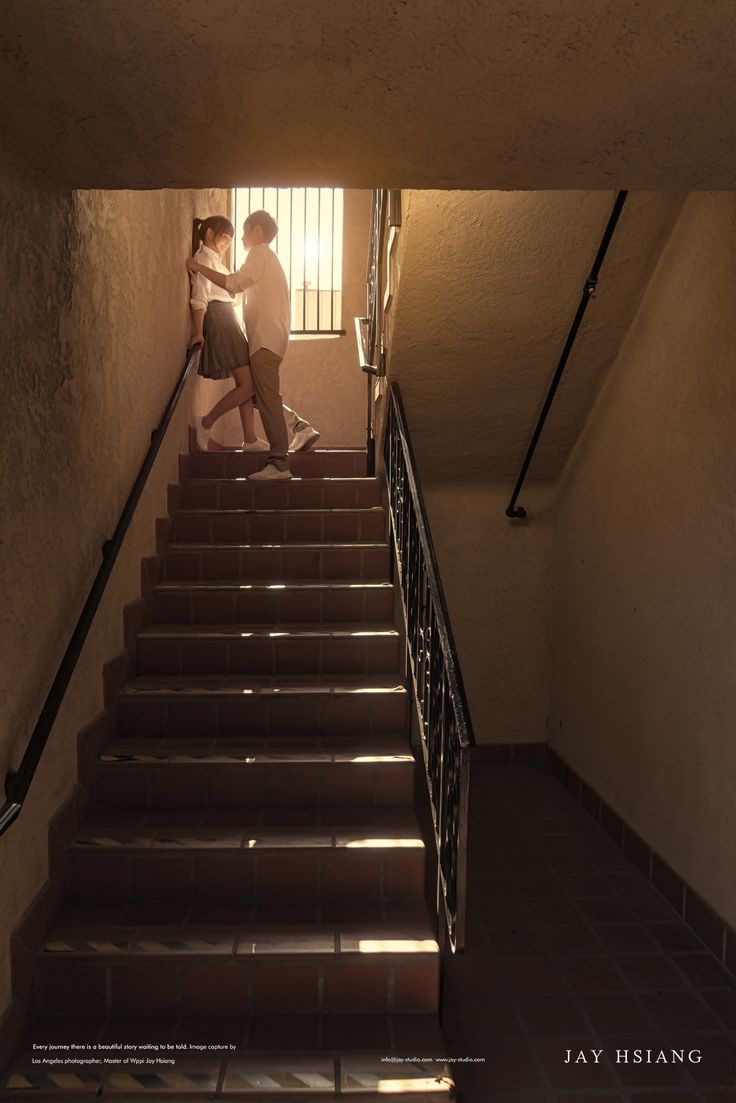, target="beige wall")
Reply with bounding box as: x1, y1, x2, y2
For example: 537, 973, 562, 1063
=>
0, 136, 226, 1011
386, 189, 680, 749
551, 192, 736, 926
421, 483, 554, 744
389, 189, 683, 482
1, 1, 733, 190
